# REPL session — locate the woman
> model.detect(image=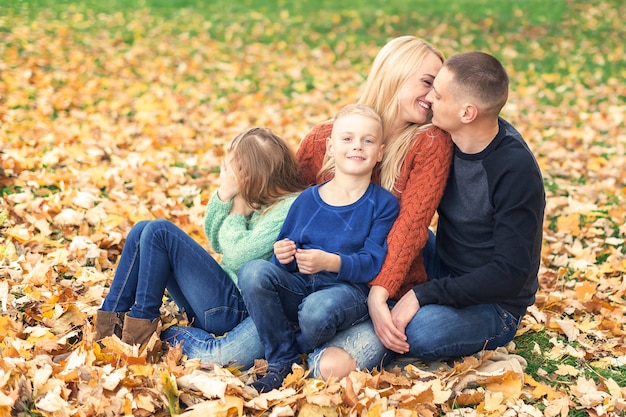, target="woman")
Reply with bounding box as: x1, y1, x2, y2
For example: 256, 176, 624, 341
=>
296, 36, 453, 379
95, 127, 303, 351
